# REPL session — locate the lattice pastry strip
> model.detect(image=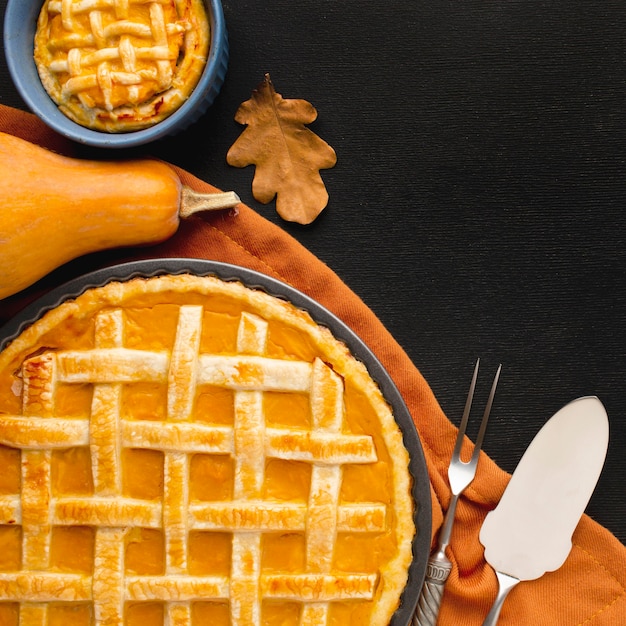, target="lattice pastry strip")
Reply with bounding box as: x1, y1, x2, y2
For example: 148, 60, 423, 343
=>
17, 354, 56, 626
93, 528, 126, 624
54, 349, 313, 391
0, 416, 377, 464
164, 451, 189, 573
90, 308, 124, 496
167, 305, 202, 422
230, 312, 269, 626
20, 354, 55, 576
301, 358, 346, 625
163, 305, 201, 597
